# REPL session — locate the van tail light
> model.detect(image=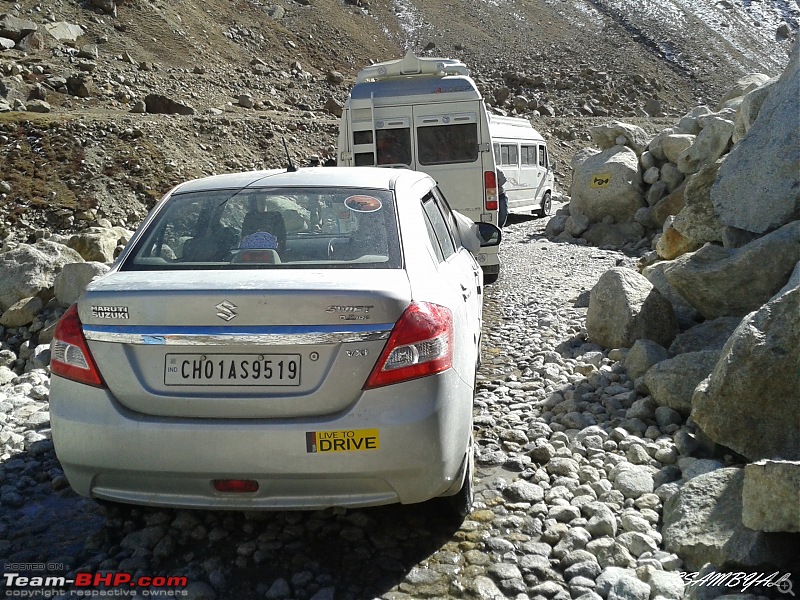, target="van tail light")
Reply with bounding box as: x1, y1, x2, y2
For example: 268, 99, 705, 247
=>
484, 170, 498, 210
51, 304, 105, 388
364, 302, 453, 389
